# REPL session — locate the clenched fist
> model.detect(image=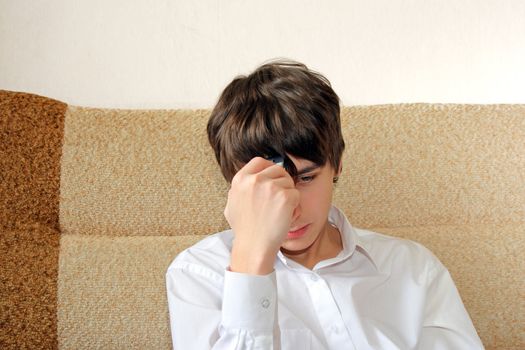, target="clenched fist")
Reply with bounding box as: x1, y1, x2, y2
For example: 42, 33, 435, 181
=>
225, 157, 300, 275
